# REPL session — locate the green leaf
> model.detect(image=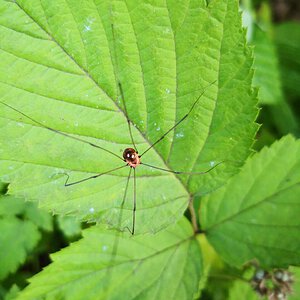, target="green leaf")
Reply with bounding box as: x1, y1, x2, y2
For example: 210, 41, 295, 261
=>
0, 0, 258, 234
0, 195, 52, 280
267, 100, 299, 137
0, 196, 41, 280
57, 215, 81, 239
249, 4, 299, 136
252, 25, 283, 105
289, 267, 300, 300
201, 135, 300, 268
3, 284, 21, 300
228, 280, 257, 300
23, 201, 53, 232
275, 22, 300, 102
0, 194, 52, 232
17, 218, 202, 300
